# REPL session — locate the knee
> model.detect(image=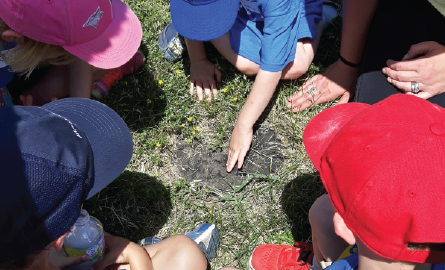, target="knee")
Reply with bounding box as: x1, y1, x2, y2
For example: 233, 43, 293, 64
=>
236, 60, 259, 76
168, 235, 207, 270
309, 194, 332, 229
283, 61, 310, 80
